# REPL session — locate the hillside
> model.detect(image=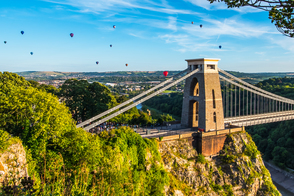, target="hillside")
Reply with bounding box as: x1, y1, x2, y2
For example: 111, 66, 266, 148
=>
0, 128, 280, 195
